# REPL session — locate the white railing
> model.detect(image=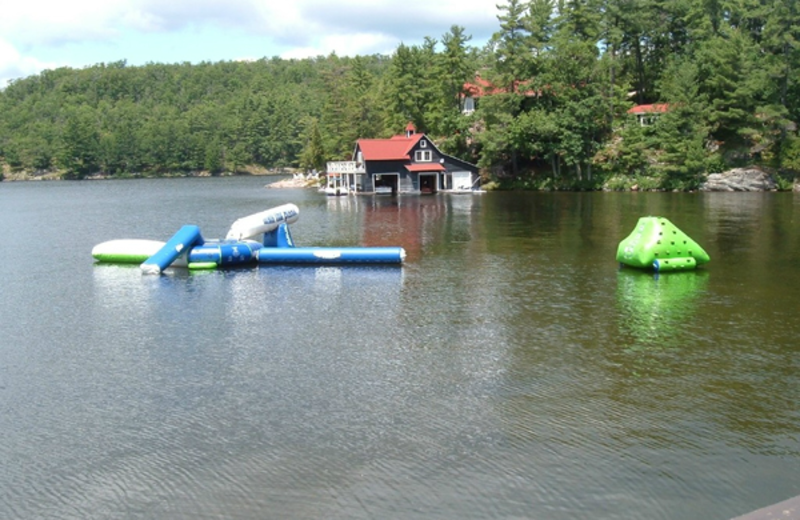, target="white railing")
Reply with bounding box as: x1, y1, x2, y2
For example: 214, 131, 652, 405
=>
326, 161, 365, 174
